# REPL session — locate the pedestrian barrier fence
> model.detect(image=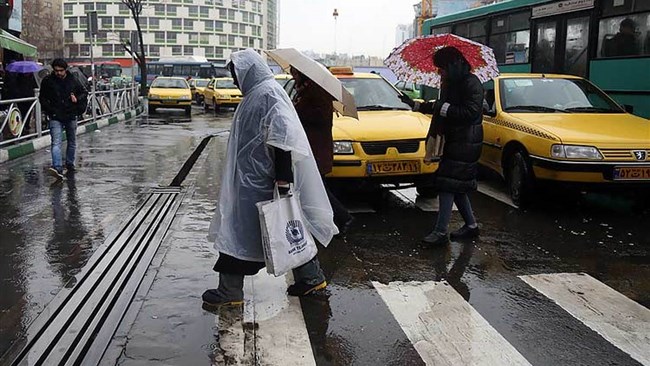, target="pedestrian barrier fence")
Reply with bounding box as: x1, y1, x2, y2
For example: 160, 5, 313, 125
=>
0, 83, 139, 148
